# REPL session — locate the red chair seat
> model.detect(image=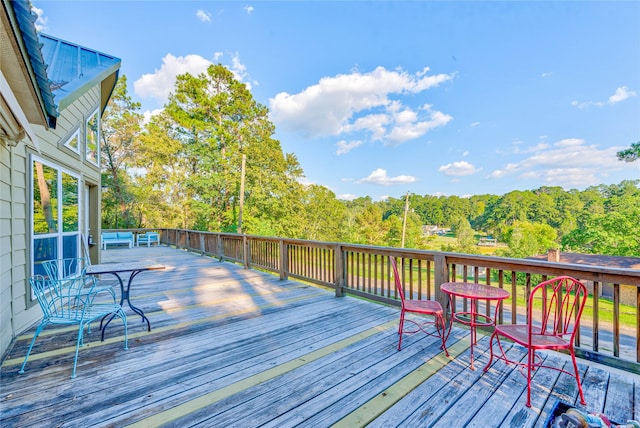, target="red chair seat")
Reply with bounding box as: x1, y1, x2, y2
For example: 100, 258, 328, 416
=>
403, 299, 444, 315
495, 325, 571, 349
